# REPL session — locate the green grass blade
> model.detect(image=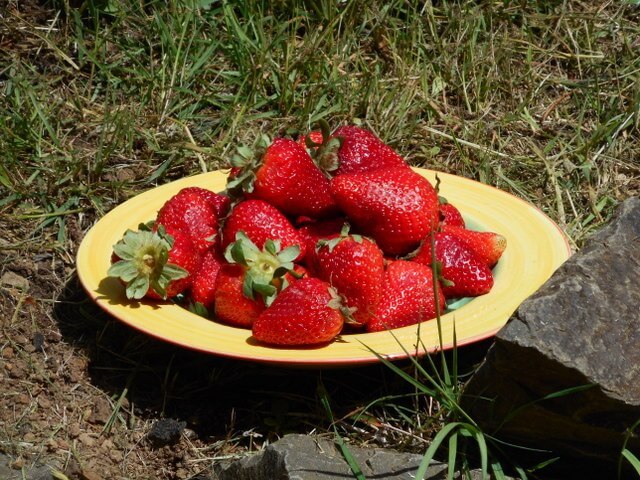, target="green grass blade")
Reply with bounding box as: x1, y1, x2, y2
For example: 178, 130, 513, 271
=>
621, 449, 640, 475
25, 88, 59, 148
490, 460, 508, 480
514, 465, 529, 480
618, 417, 640, 478
470, 426, 489, 479
452, 322, 458, 389
0, 163, 12, 189
318, 383, 366, 480
359, 342, 439, 397
334, 437, 367, 480
415, 422, 462, 479
447, 431, 458, 479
